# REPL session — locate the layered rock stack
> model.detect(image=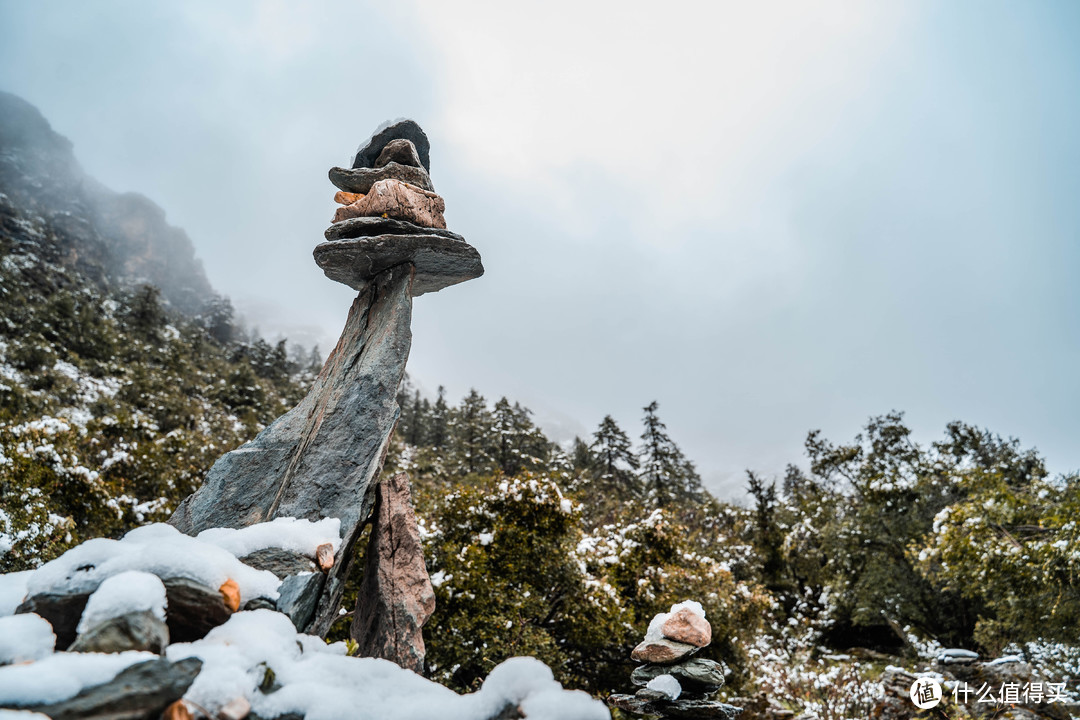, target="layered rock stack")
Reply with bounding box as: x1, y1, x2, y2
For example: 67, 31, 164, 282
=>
168, 120, 482, 667
608, 601, 743, 719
